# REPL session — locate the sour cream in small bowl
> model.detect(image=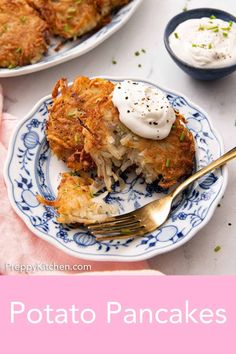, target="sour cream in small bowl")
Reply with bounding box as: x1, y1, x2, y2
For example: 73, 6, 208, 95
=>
164, 8, 236, 80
